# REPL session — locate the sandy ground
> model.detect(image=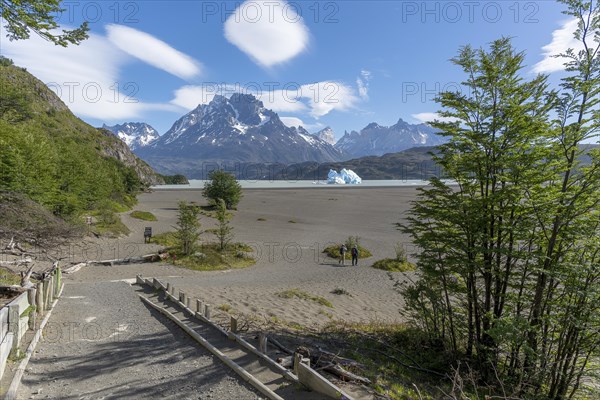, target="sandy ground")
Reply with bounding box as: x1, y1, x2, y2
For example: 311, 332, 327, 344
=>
91, 186, 423, 330
12, 186, 423, 399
